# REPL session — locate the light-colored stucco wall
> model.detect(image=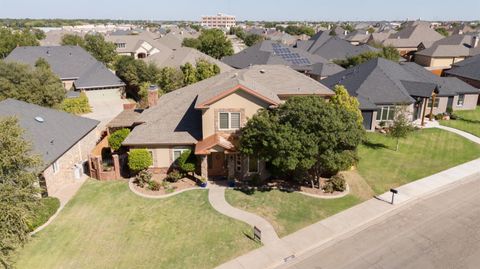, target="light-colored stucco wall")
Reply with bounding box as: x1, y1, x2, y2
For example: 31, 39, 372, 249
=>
42, 127, 99, 196
201, 90, 270, 139
453, 94, 479, 111
62, 79, 75, 90
415, 55, 467, 68
130, 145, 193, 171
